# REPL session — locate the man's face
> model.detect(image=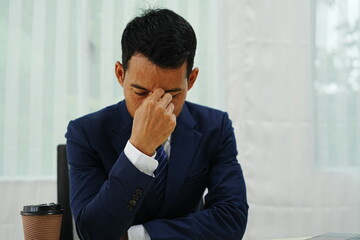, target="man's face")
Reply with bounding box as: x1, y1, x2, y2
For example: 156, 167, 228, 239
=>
115, 54, 198, 118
